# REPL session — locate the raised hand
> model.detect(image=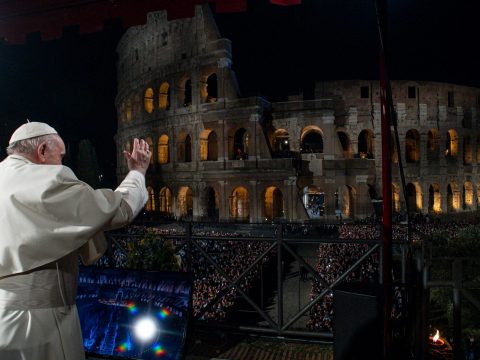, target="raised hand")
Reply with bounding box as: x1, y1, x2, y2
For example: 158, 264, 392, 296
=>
123, 138, 151, 175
